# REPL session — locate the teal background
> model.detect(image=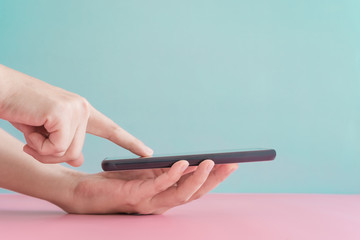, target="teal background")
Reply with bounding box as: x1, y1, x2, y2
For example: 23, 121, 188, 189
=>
0, 0, 359, 194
